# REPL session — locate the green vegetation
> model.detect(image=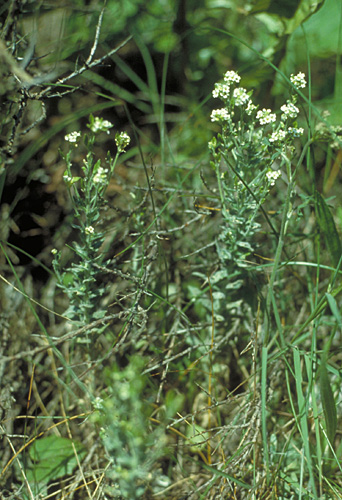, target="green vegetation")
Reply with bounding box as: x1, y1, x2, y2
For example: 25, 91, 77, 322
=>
1, 0, 342, 498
